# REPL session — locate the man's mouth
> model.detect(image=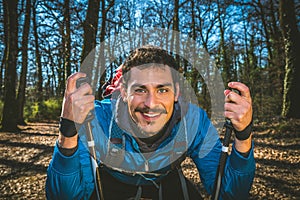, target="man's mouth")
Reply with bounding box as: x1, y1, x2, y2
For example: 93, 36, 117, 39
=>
141, 112, 161, 121
135, 107, 167, 121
